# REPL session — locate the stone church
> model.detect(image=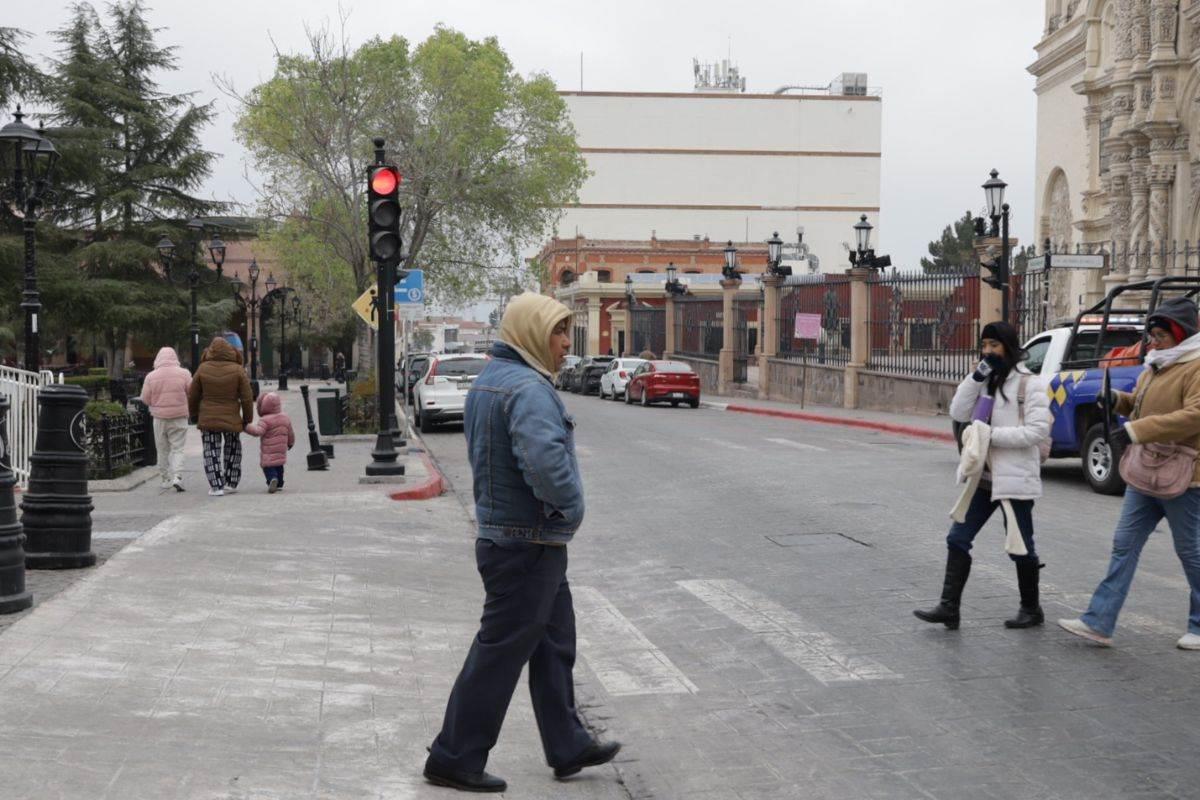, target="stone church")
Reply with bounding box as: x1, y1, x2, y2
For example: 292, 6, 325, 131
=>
1031, 0, 1200, 308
